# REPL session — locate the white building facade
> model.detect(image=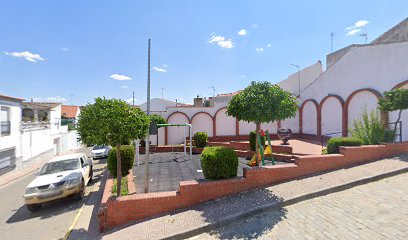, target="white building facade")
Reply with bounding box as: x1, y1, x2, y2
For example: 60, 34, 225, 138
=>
144, 18, 408, 145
